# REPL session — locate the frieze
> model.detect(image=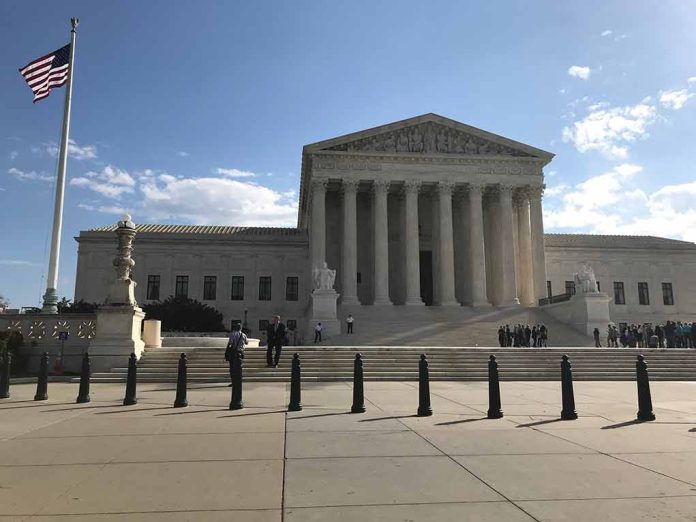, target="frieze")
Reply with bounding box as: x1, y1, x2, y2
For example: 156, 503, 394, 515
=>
323, 121, 533, 157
